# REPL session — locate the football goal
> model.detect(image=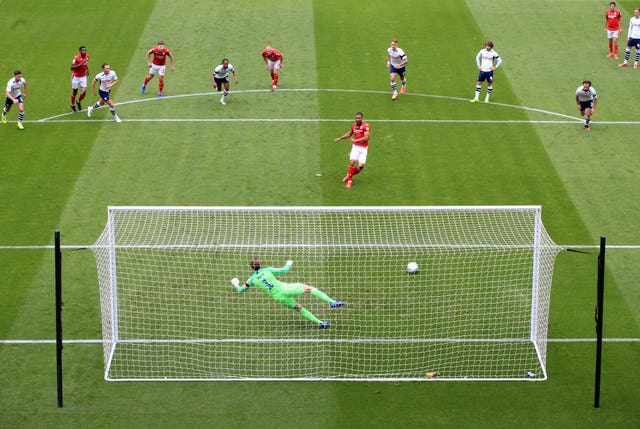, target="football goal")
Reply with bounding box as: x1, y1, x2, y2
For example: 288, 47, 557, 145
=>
91, 206, 562, 381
